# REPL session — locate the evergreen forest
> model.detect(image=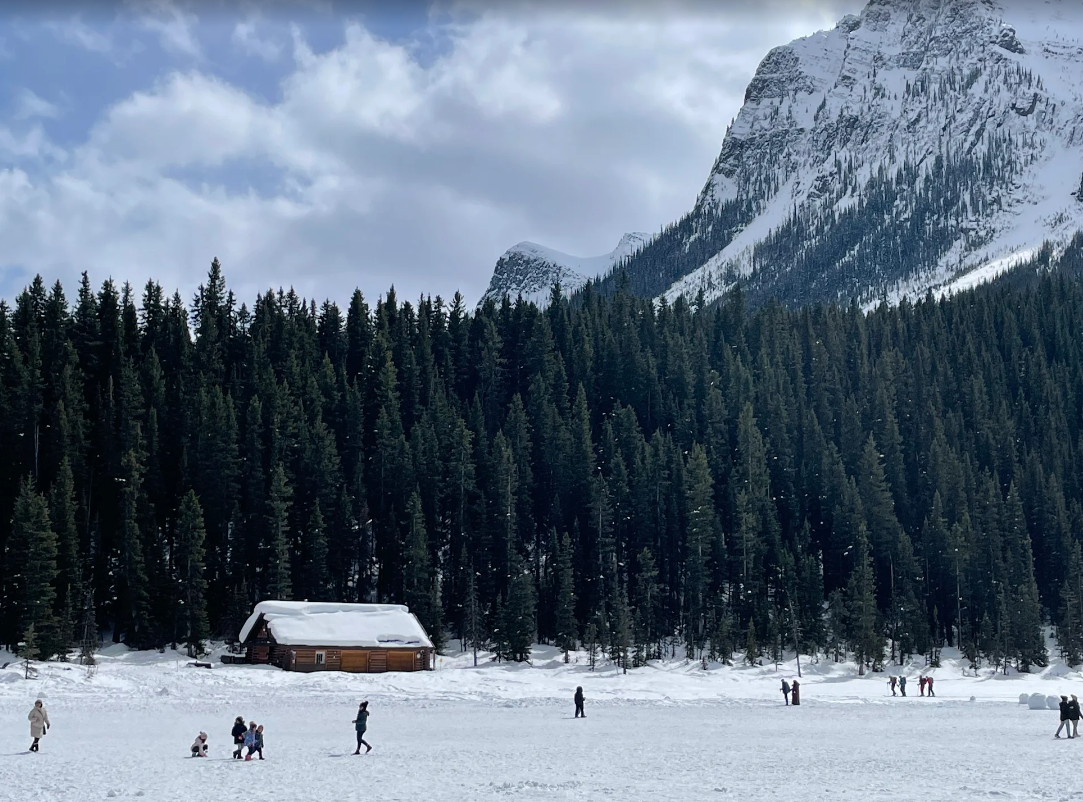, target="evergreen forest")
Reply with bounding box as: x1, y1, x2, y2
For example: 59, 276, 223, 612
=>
4, 252, 1083, 672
